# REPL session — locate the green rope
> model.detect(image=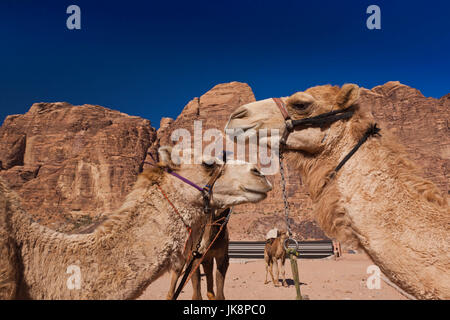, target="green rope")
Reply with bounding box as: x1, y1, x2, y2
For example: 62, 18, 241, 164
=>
287, 248, 302, 300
